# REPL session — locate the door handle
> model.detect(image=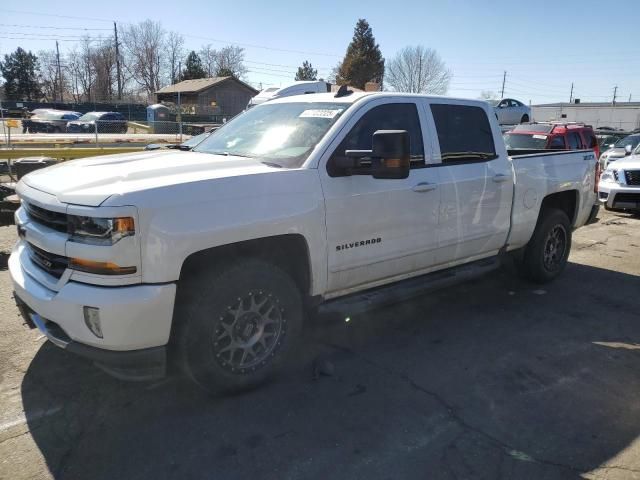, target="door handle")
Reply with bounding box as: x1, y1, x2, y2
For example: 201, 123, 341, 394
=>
492, 173, 510, 183
412, 182, 438, 193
